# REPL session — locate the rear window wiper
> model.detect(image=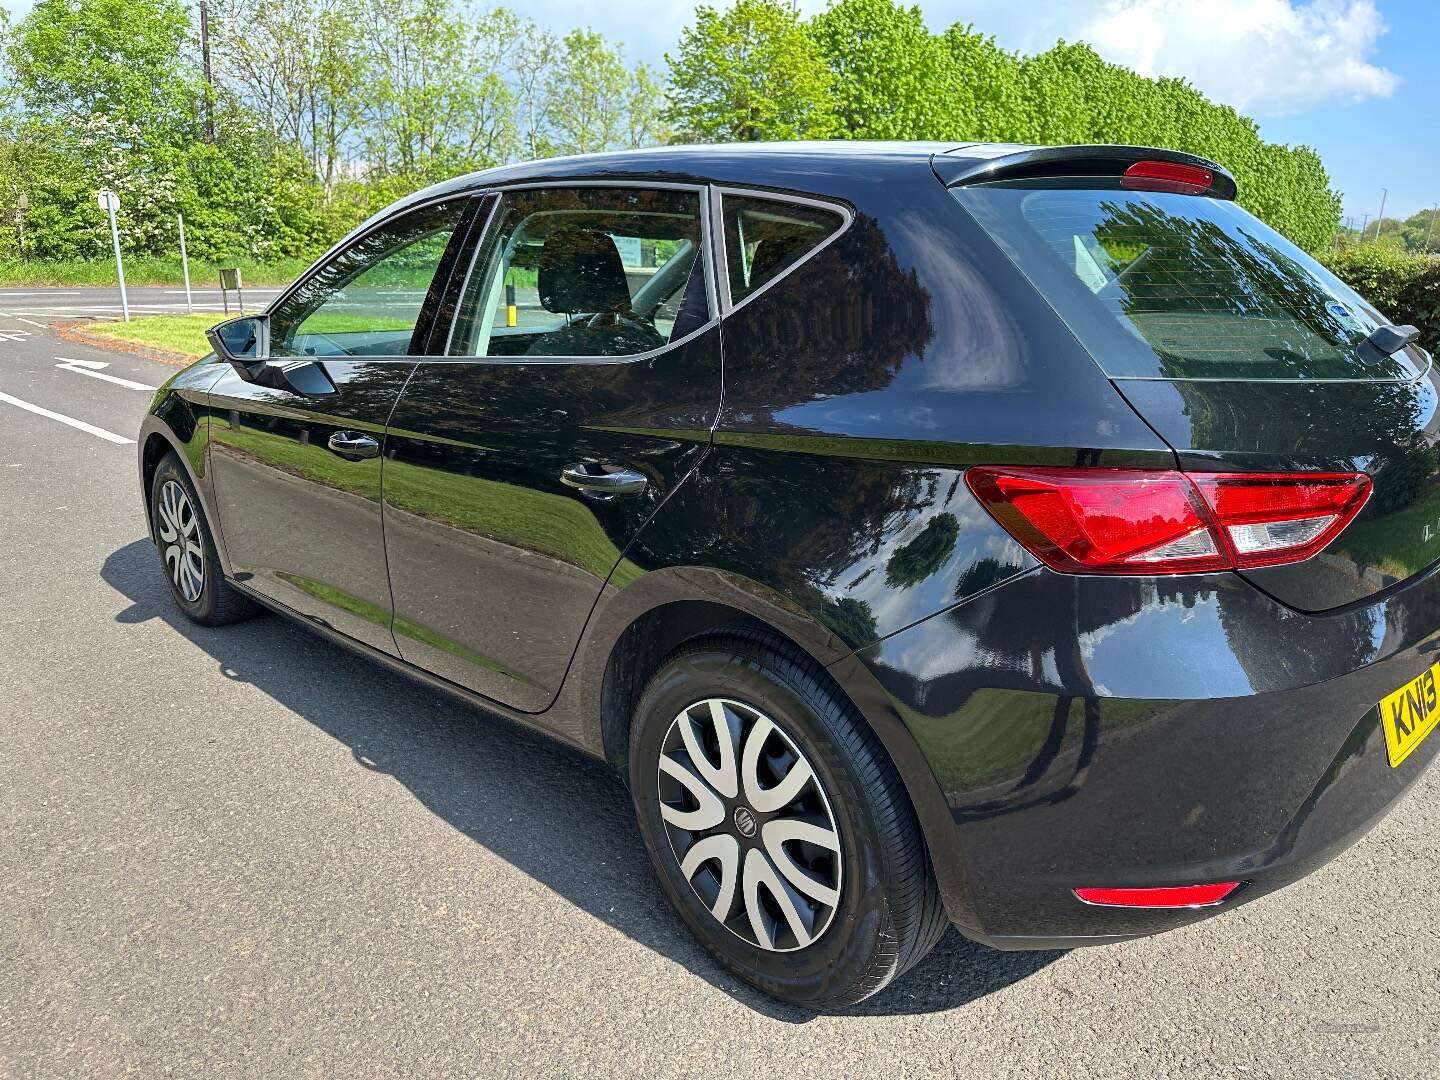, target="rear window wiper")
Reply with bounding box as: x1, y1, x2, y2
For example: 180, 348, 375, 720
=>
1360, 323, 1421, 362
